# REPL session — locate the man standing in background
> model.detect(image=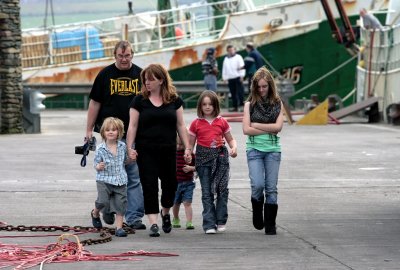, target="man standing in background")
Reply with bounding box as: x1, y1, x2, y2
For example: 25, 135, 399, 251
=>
222, 45, 245, 112
359, 8, 383, 30
242, 42, 264, 93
